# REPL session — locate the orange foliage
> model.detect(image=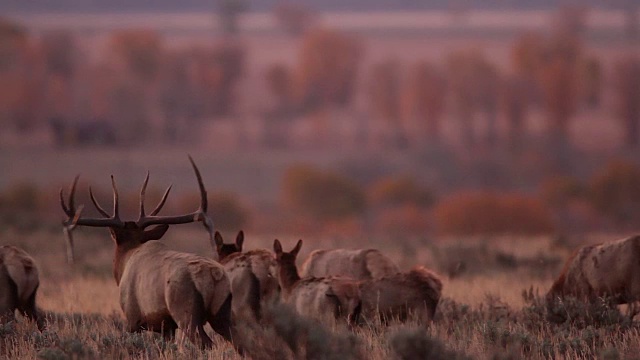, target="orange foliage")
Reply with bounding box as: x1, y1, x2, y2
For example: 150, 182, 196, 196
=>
369, 176, 434, 209
613, 56, 640, 148
539, 176, 585, 208
109, 29, 163, 83
368, 60, 402, 122
403, 61, 447, 140
589, 160, 640, 225
433, 191, 555, 235
295, 29, 362, 110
